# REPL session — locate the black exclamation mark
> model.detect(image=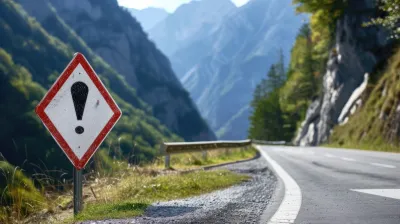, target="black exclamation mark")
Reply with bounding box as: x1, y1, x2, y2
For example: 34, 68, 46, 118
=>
71, 81, 89, 134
